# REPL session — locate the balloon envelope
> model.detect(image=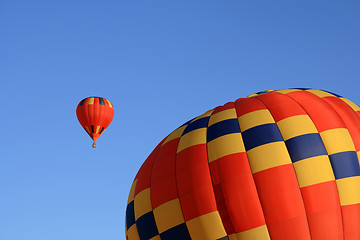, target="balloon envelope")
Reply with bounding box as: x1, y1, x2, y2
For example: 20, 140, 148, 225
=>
76, 96, 114, 143
125, 89, 360, 240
